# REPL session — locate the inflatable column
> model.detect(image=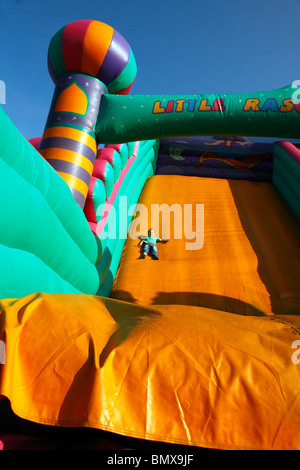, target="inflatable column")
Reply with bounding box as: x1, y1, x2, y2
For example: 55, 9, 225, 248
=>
39, 20, 137, 208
